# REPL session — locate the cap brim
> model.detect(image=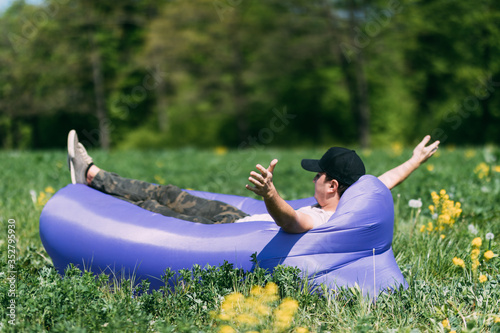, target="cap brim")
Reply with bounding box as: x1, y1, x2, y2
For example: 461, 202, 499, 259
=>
301, 159, 323, 172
